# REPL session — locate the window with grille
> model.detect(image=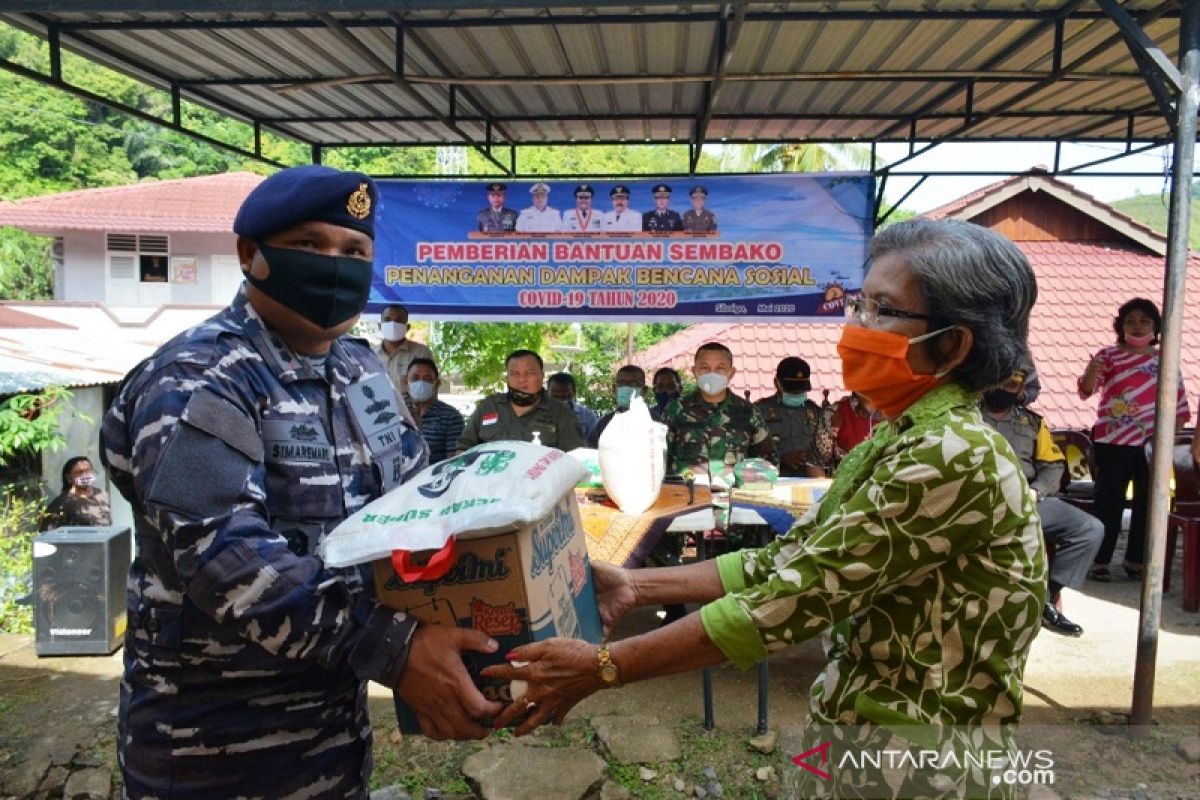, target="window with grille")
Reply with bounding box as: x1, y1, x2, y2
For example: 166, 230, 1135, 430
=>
106, 233, 170, 282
